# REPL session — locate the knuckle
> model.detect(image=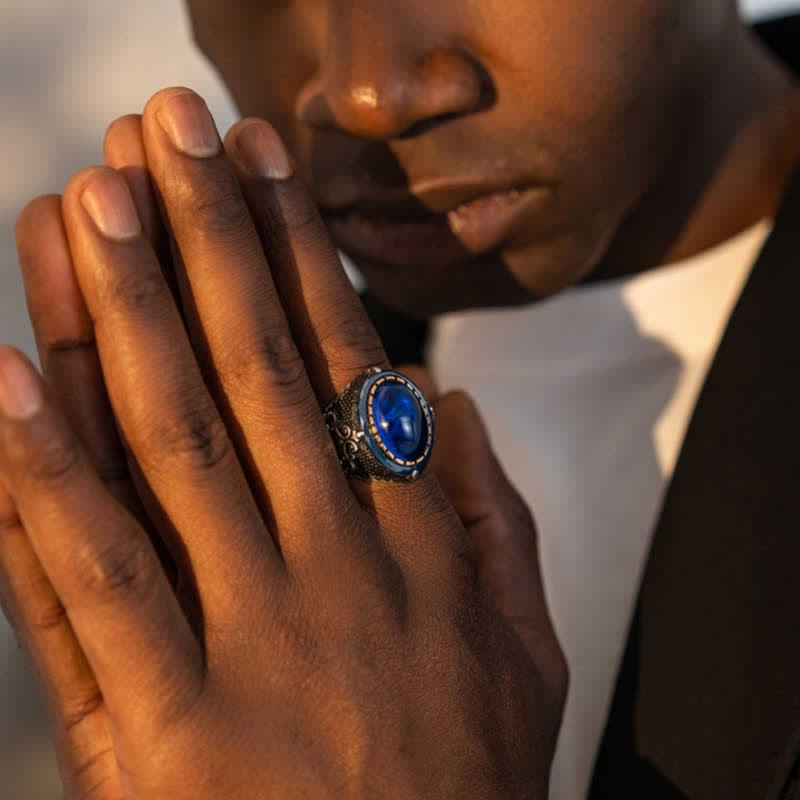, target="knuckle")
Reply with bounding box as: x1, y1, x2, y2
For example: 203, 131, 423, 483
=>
72, 744, 115, 789
176, 172, 249, 237
93, 453, 131, 487
73, 532, 156, 603
264, 188, 320, 239
105, 265, 167, 314
274, 606, 327, 675
255, 189, 322, 254
147, 405, 232, 471
282, 193, 322, 237
317, 308, 386, 375
220, 330, 310, 408
46, 337, 96, 356
78, 777, 128, 800
444, 536, 483, 599
0, 502, 22, 533
62, 685, 104, 733
251, 332, 308, 397
26, 431, 83, 488
31, 597, 69, 634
